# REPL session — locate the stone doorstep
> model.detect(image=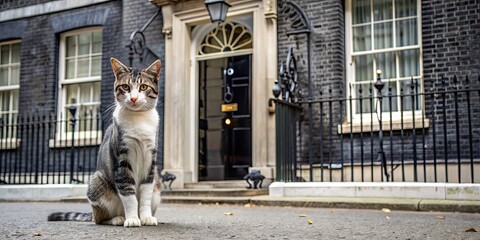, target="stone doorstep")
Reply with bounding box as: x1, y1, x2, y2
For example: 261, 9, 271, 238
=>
161, 188, 268, 197
161, 196, 252, 205
269, 182, 480, 201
